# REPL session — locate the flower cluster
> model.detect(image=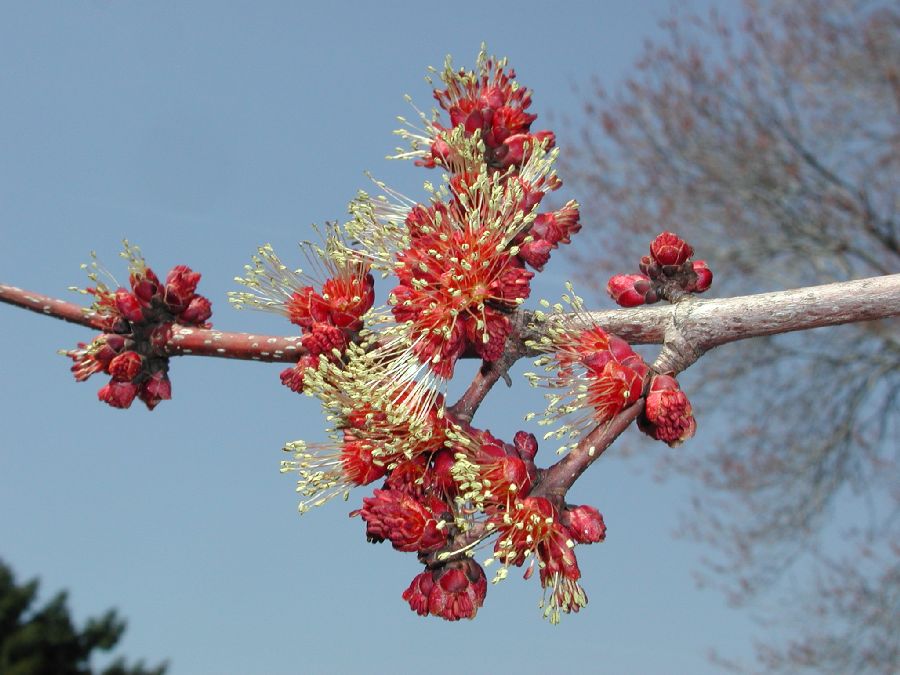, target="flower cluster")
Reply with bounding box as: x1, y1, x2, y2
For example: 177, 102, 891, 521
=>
607, 231, 712, 307
225, 50, 692, 624
48, 49, 702, 624
336, 48, 582, 400
400, 51, 555, 171
64, 244, 212, 409
526, 285, 650, 453
229, 226, 375, 393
